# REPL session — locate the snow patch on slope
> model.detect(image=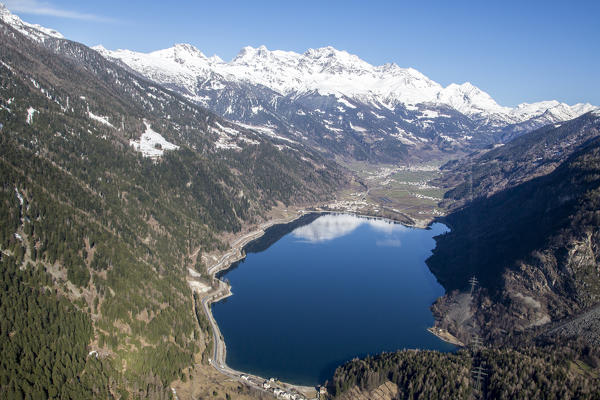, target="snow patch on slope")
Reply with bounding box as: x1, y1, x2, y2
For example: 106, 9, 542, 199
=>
26, 107, 37, 124
88, 111, 115, 128
337, 97, 356, 109
236, 122, 297, 143
130, 121, 179, 158
15, 188, 23, 206
210, 122, 242, 151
